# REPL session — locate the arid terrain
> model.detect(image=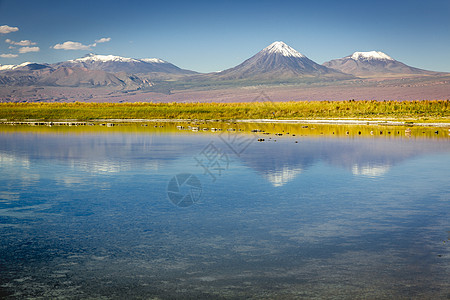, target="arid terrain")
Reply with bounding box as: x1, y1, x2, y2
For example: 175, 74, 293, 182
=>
1, 74, 448, 103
